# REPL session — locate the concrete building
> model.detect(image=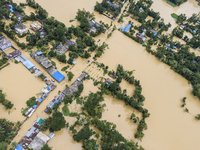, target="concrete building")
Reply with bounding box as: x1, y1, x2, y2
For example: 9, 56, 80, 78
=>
56, 40, 72, 54
30, 22, 41, 31
15, 23, 28, 35
0, 36, 12, 51
28, 132, 50, 150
